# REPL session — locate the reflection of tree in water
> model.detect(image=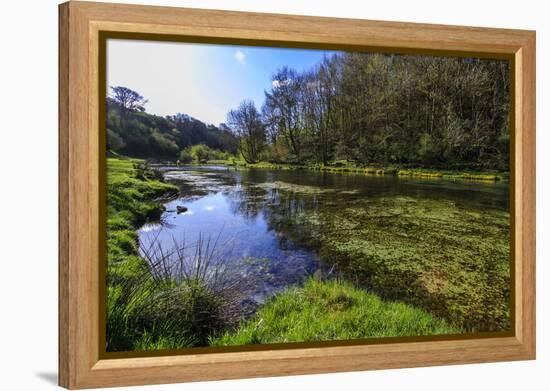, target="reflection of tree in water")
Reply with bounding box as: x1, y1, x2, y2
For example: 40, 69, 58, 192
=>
166, 168, 239, 200
225, 185, 267, 222
224, 175, 333, 287
226, 177, 327, 252
264, 189, 321, 249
